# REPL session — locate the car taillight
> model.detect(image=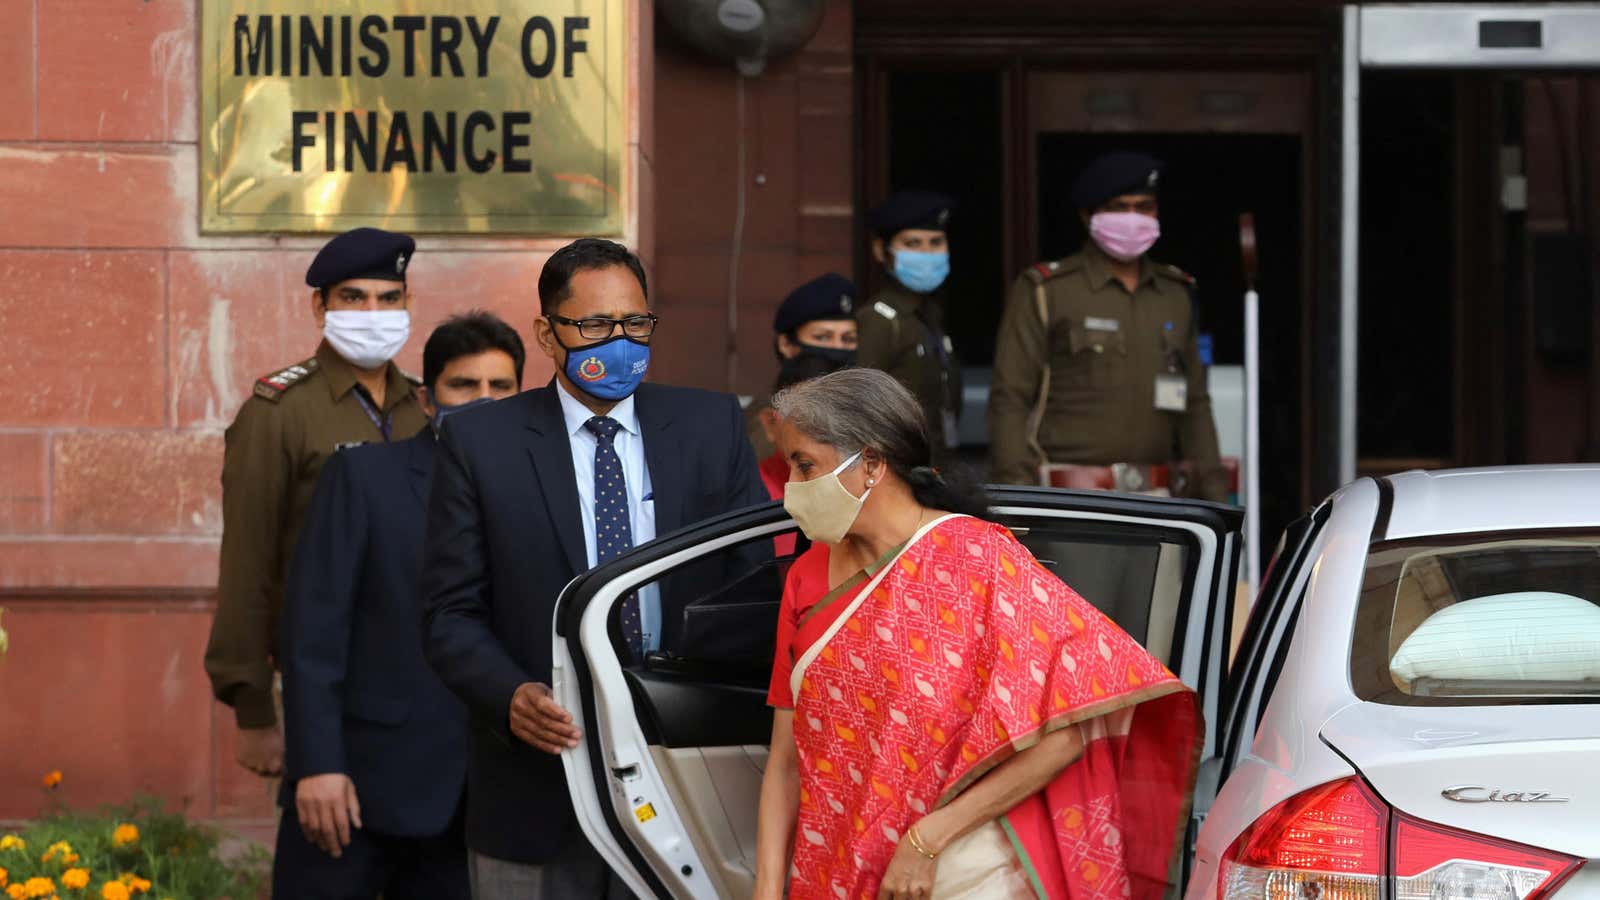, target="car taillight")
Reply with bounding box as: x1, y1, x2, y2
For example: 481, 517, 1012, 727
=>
1220, 778, 1387, 900
1220, 778, 1582, 900
1393, 814, 1582, 900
